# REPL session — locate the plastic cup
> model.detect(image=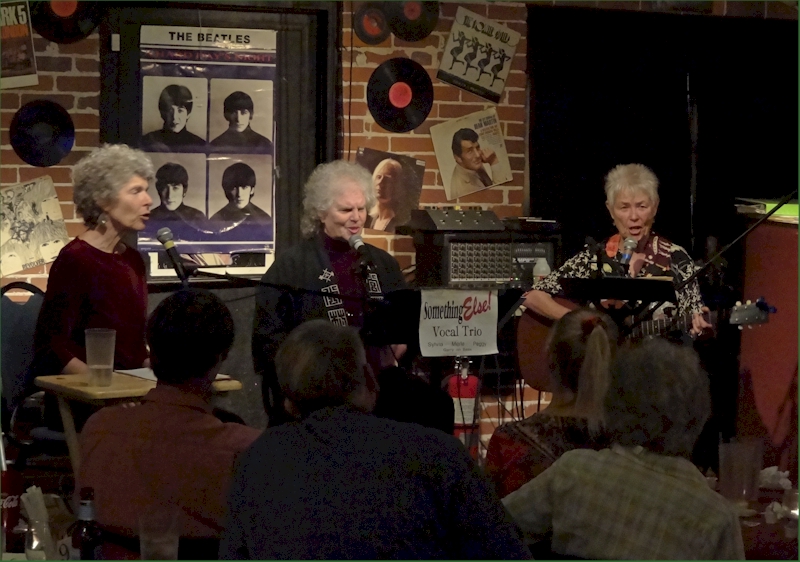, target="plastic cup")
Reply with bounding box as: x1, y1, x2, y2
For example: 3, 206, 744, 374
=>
718, 438, 763, 503
85, 329, 115, 387
139, 506, 179, 560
